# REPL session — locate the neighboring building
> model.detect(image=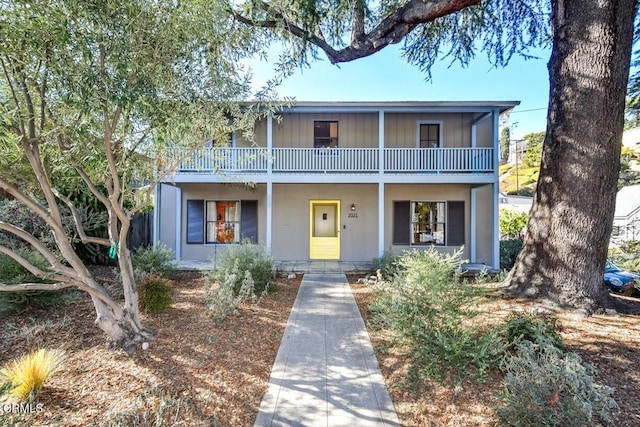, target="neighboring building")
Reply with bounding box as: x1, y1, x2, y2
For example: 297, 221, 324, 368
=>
155, 101, 519, 269
612, 185, 640, 242
499, 192, 533, 214
507, 139, 528, 165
